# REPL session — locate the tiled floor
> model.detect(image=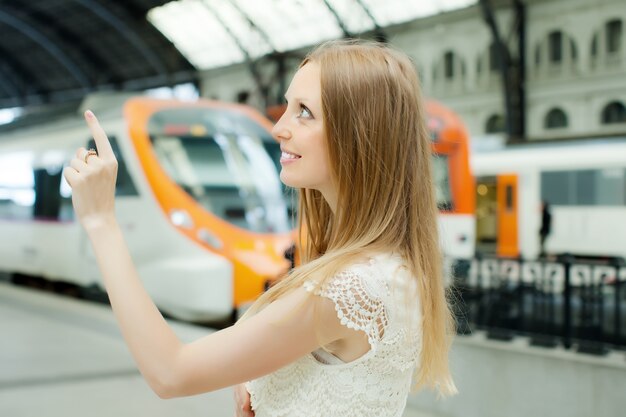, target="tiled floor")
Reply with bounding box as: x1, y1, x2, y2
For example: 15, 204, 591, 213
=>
0, 282, 437, 417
